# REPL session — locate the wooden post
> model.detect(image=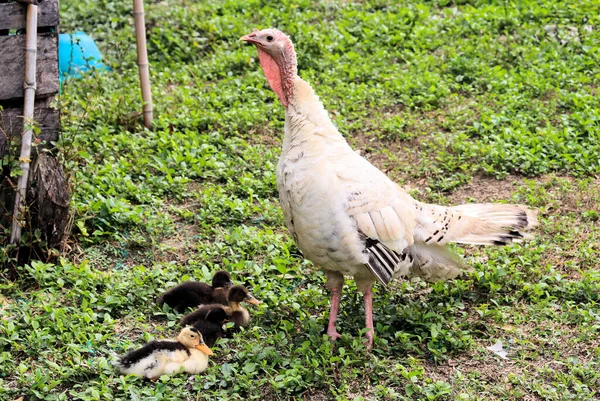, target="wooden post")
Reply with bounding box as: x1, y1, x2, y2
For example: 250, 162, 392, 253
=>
1, 0, 66, 264
133, 0, 153, 129
10, 3, 39, 244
